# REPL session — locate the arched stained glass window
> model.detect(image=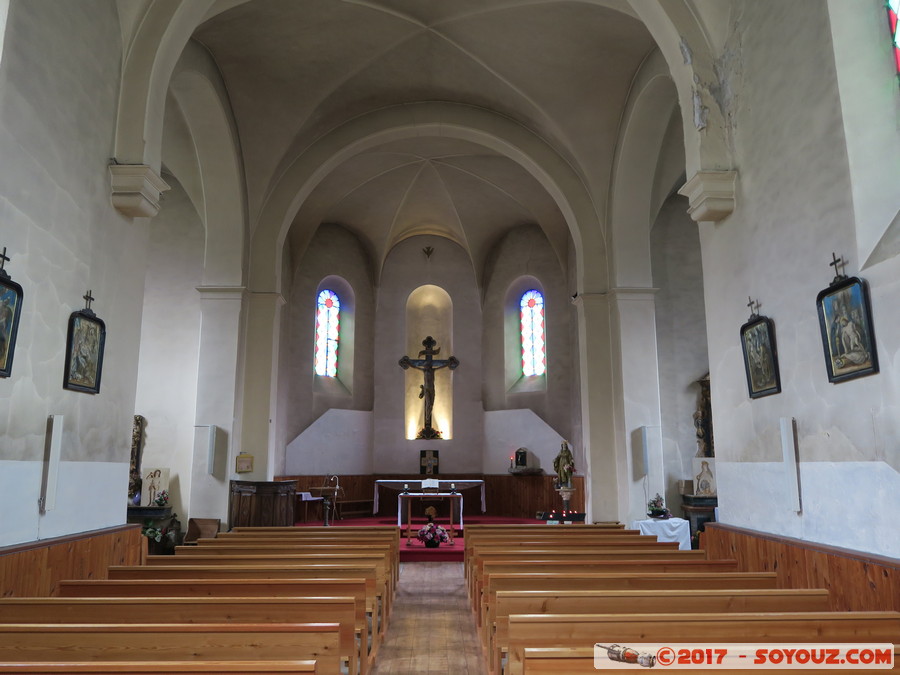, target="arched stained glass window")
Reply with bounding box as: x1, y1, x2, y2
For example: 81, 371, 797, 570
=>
315, 289, 340, 377
888, 0, 900, 83
520, 289, 546, 377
